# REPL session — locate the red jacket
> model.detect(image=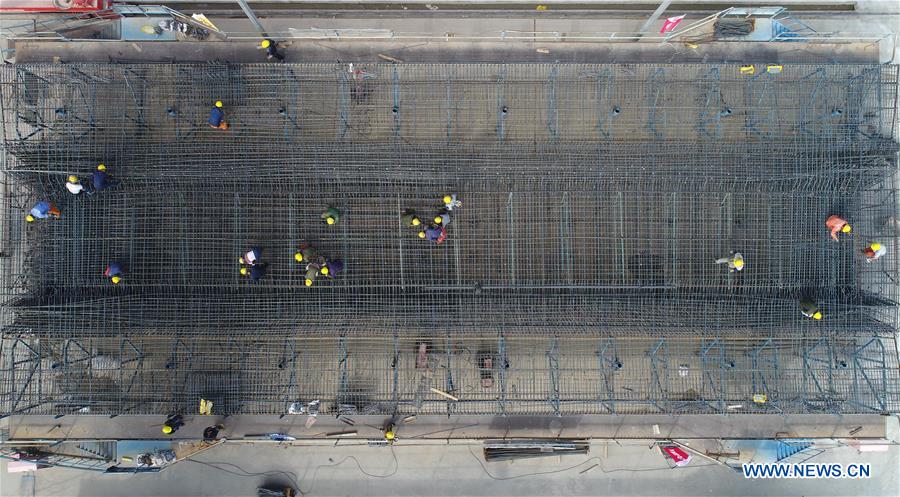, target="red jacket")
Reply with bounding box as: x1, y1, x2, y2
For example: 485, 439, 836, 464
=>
825, 215, 848, 241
